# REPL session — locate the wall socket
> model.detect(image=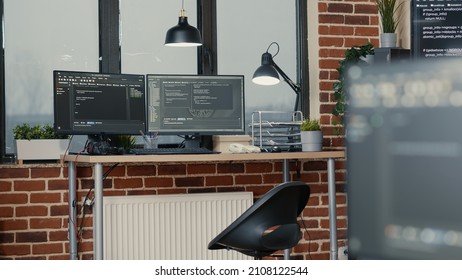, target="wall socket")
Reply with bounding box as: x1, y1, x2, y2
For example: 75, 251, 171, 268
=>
338, 246, 348, 260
